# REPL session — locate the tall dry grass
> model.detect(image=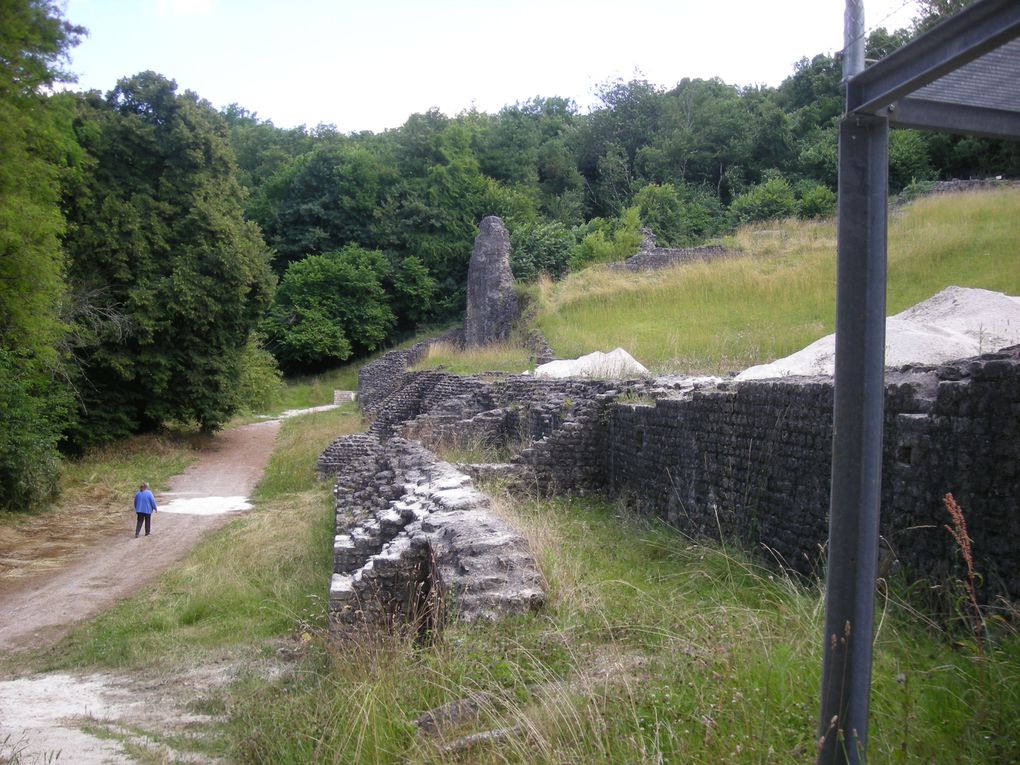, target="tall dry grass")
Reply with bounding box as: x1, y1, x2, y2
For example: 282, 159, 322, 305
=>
534, 189, 1020, 374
